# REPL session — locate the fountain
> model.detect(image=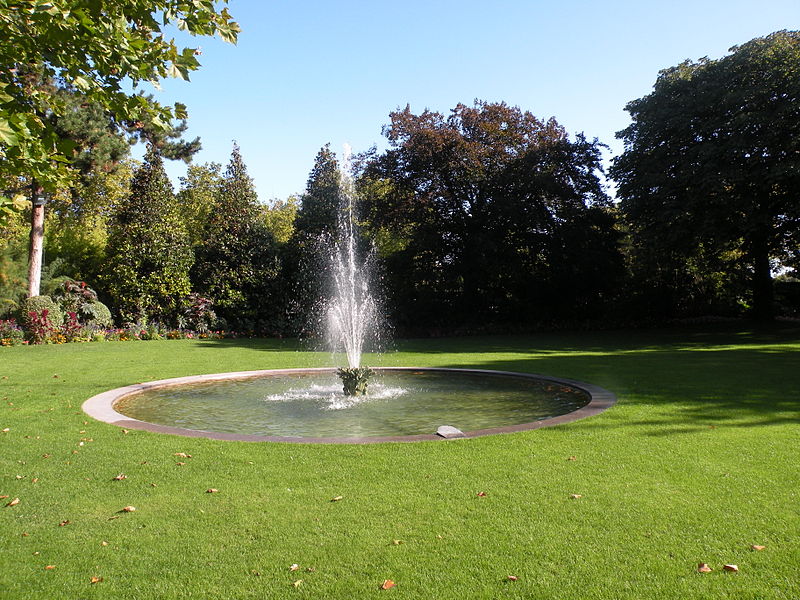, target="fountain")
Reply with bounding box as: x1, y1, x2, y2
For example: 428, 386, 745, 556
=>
82, 147, 617, 442
325, 145, 377, 396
